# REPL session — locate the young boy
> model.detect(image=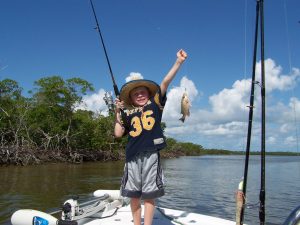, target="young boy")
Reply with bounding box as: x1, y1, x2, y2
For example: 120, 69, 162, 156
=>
114, 49, 187, 225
